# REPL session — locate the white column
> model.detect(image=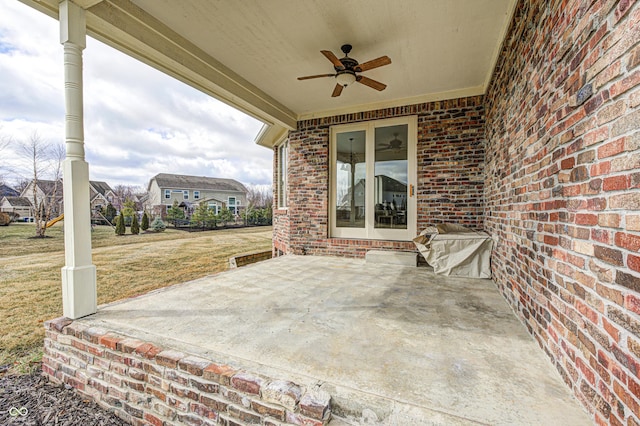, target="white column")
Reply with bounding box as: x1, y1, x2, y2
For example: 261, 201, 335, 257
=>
60, 0, 96, 319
